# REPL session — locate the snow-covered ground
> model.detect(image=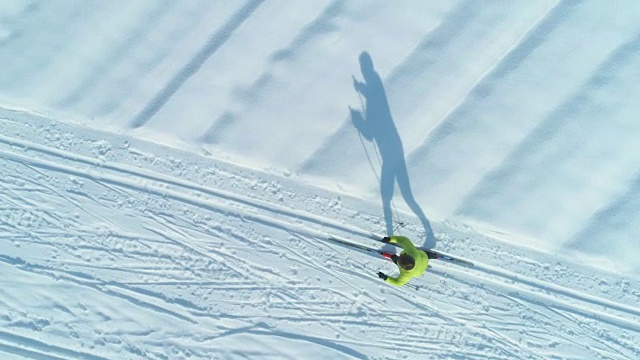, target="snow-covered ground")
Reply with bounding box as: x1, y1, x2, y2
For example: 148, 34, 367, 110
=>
1, 1, 640, 359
